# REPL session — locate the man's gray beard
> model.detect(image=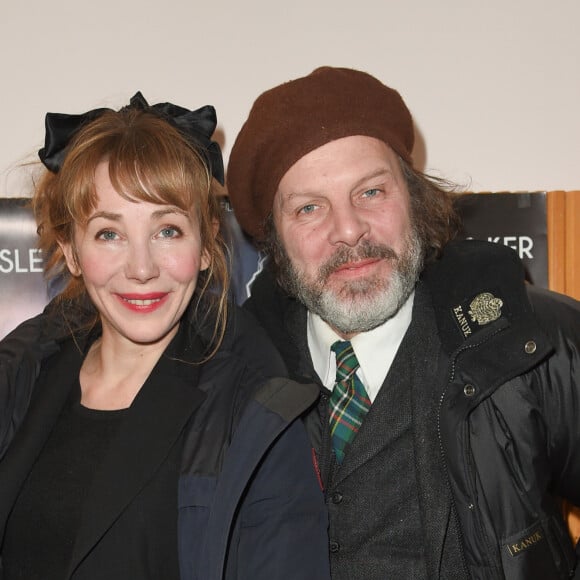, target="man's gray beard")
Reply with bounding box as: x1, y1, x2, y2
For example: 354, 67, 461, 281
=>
278, 231, 424, 336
